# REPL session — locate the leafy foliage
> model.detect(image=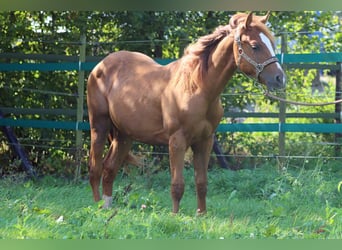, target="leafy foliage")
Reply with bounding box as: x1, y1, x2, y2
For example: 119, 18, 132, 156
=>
0, 11, 341, 175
